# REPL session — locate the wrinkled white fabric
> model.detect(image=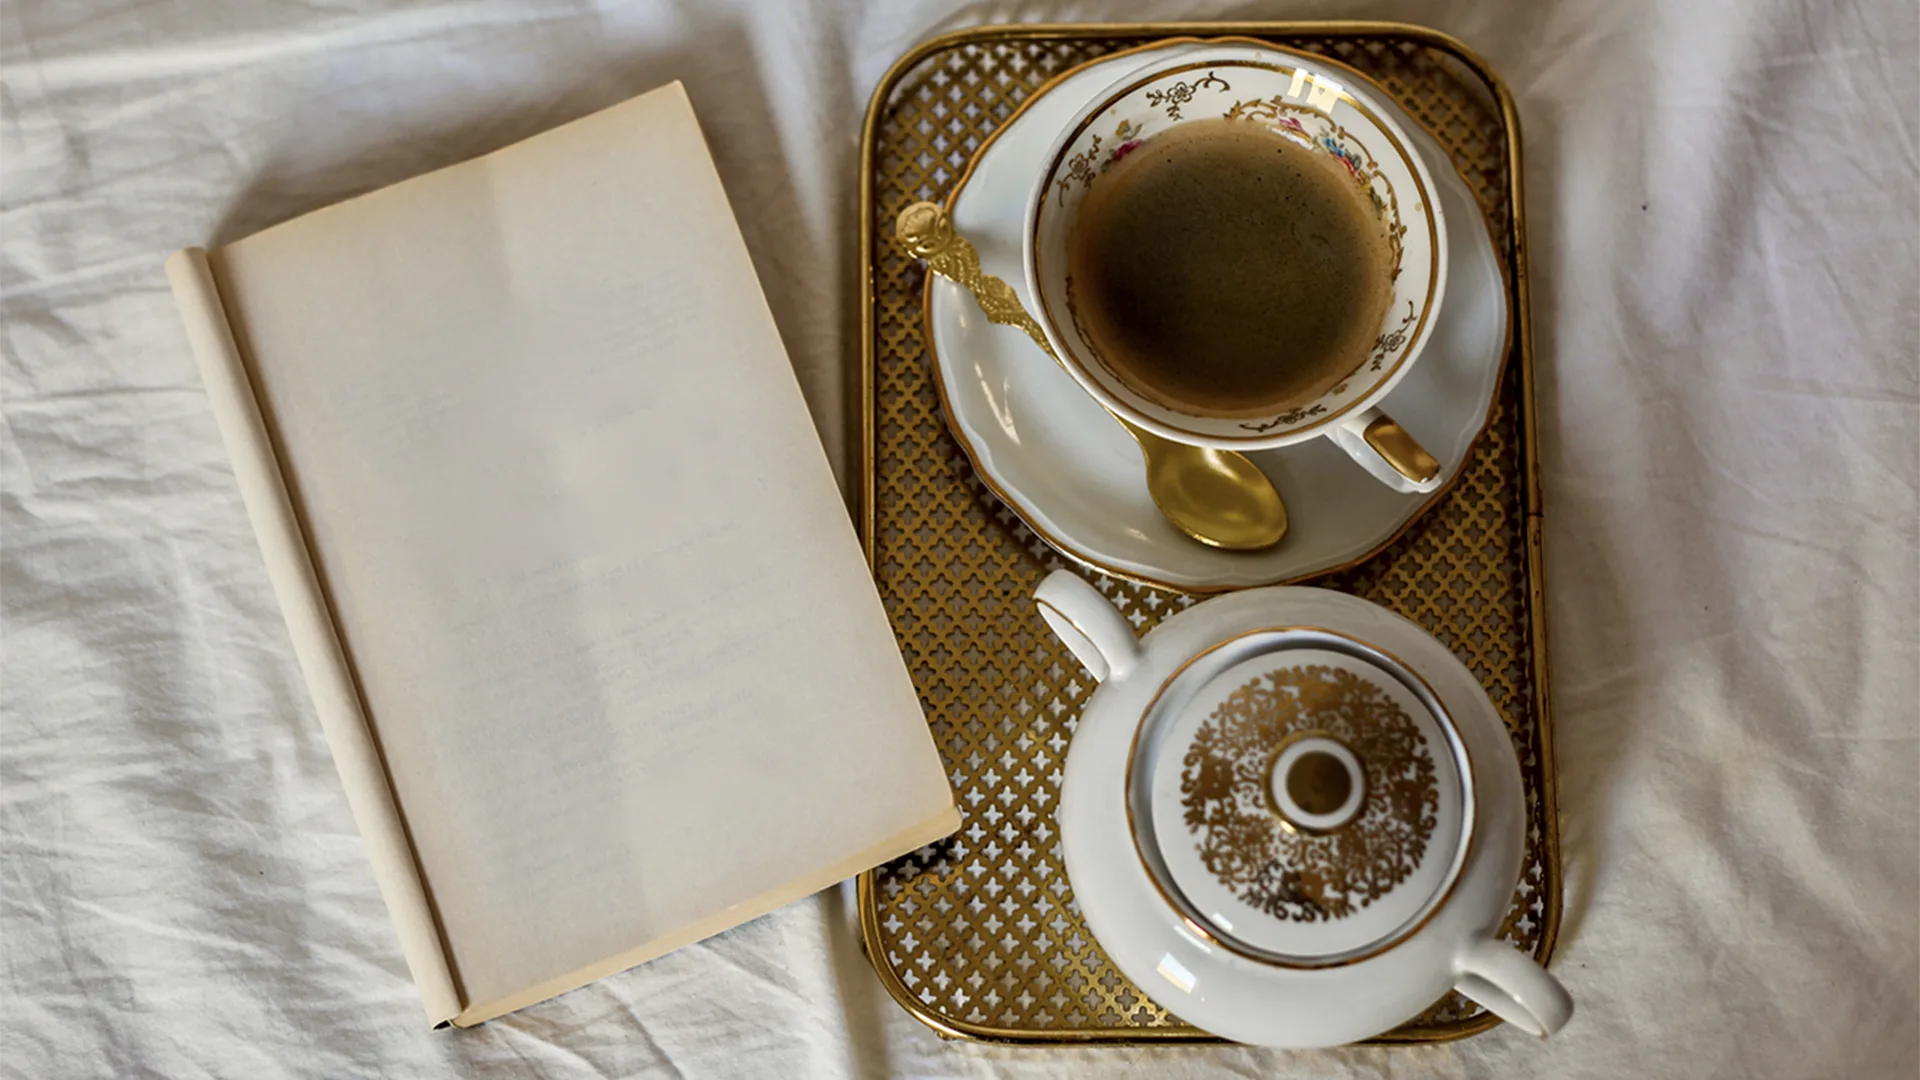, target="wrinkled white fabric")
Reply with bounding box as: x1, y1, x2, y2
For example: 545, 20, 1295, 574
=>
3, 0, 1915, 1077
